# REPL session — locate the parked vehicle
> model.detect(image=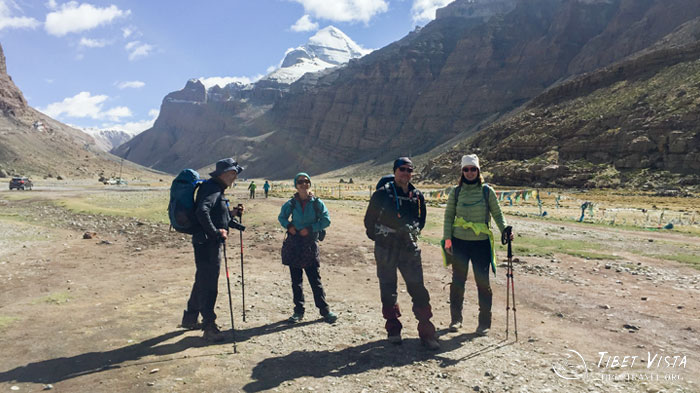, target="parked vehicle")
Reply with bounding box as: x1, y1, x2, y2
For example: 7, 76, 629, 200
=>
9, 176, 33, 190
